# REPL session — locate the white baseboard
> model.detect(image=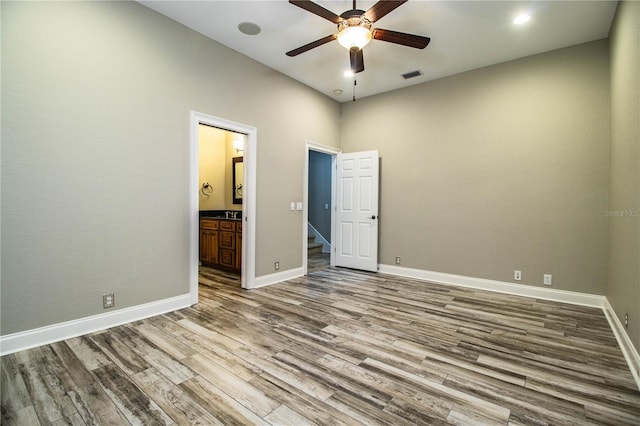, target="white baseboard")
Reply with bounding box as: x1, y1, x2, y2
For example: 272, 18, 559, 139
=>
603, 299, 640, 390
252, 267, 304, 289
0, 293, 192, 356
378, 264, 606, 308
379, 263, 639, 390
